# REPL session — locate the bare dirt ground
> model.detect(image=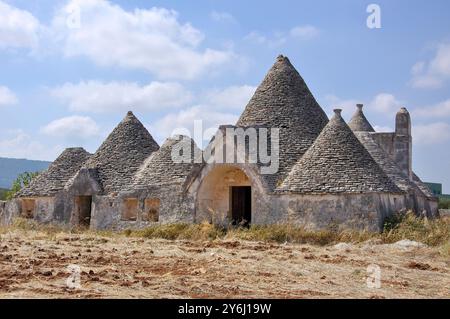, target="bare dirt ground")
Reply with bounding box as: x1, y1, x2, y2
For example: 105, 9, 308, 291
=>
0, 230, 448, 299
